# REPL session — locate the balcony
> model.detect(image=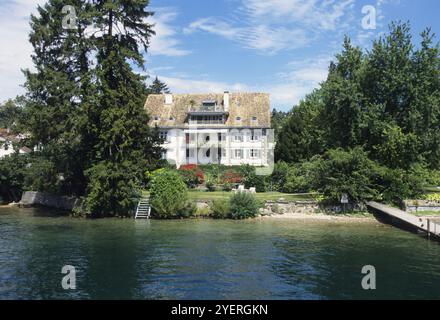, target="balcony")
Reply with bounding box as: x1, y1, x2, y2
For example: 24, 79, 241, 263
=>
187, 103, 228, 115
